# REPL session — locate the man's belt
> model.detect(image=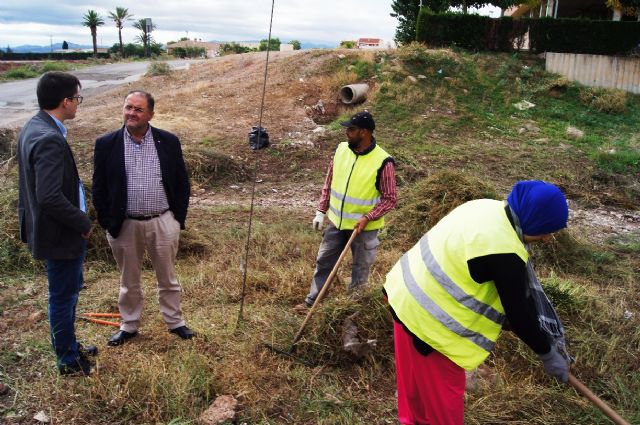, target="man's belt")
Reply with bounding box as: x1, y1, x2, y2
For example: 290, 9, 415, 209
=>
126, 210, 168, 221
